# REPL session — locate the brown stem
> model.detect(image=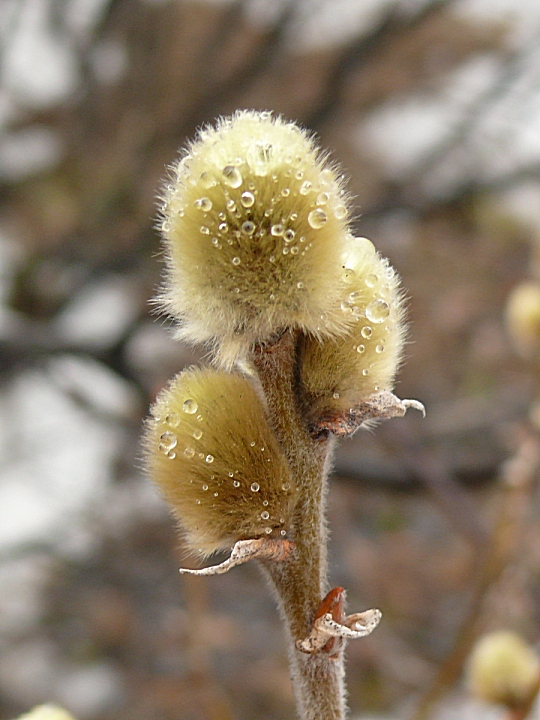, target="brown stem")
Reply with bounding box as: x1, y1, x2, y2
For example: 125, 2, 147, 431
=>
251, 329, 345, 720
